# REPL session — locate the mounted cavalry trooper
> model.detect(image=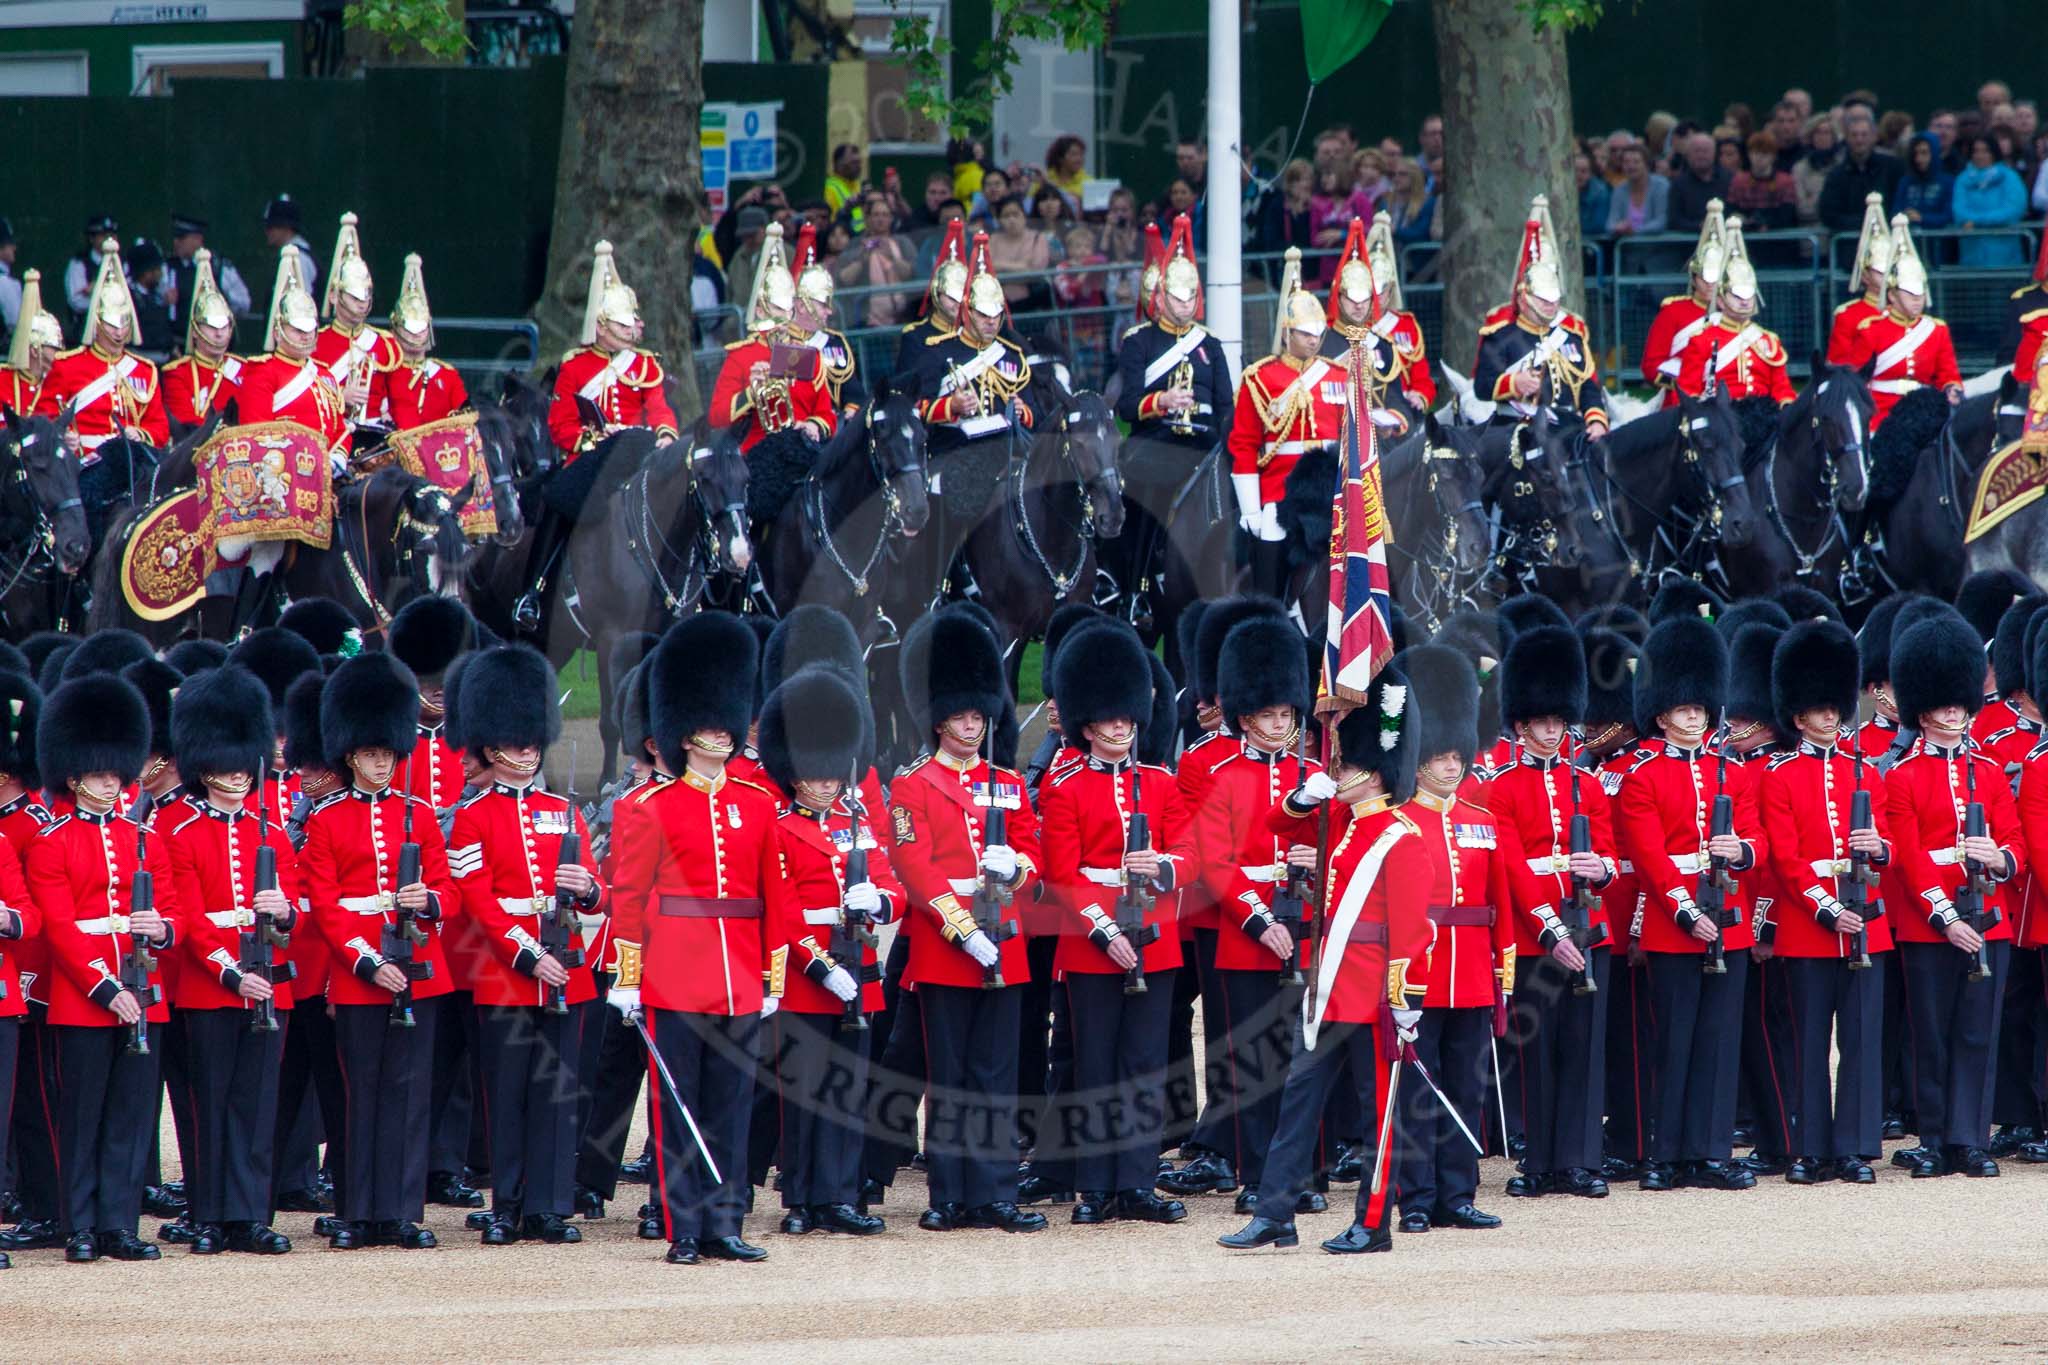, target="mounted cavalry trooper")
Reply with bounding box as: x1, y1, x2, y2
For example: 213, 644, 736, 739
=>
708, 222, 838, 455
232, 245, 351, 464
895, 217, 970, 370
1320, 217, 1429, 429
1341, 211, 1437, 412
0, 268, 62, 419
1846, 215, 1963, 432
545, 239, 681, 461
36, 238, 171, 457
1225, 248, 1346, 599
314, 213, 401, 434
1472, 209, 1610, 438
1641, 199, 1725, 404
787, 223, 864, 415
906, 231, 1035, 458
384, 254, 468, 432
1676, 217, 1796, 406
1825, 193, 1896, 366
160, 248, 244, 434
